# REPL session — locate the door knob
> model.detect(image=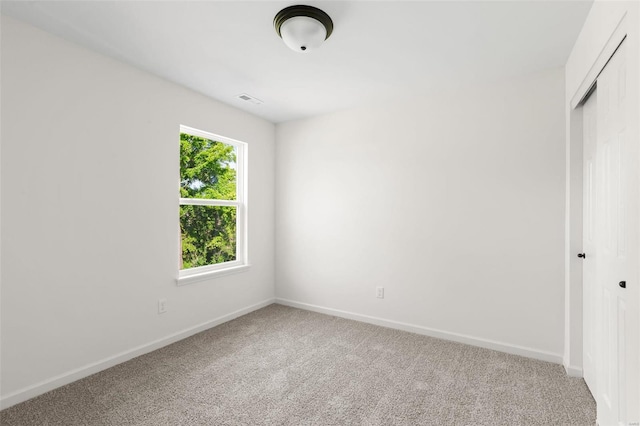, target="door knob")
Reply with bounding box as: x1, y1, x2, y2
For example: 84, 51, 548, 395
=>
619, 281, 626, 289
578, 253, 586, 258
